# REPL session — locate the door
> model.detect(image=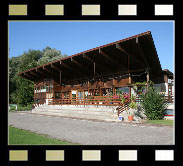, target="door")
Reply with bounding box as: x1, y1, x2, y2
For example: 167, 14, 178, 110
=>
71, 90, 77, 104
168, 85, 172, 102
78, 91, 84, 104
78, 91, 83, 99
